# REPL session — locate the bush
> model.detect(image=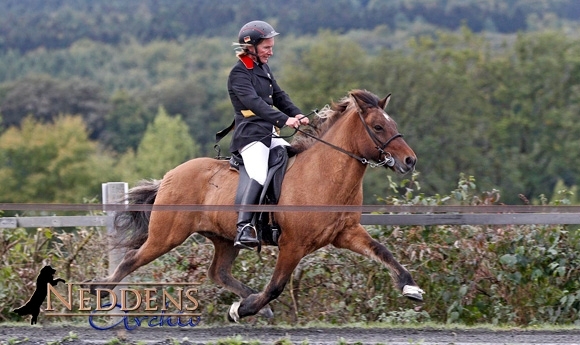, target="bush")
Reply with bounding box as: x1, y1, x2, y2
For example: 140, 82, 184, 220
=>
2, 174, 579, 326
0, 226, 109, 322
